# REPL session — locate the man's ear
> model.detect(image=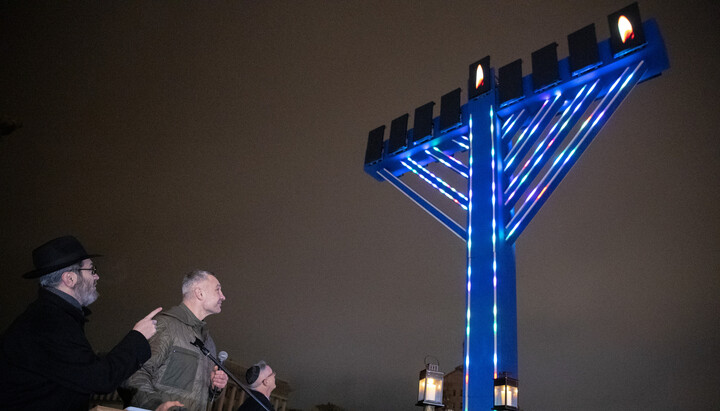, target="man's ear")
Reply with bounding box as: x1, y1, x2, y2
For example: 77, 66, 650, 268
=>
61, 270, 76, 288
194, 286, 204, 300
